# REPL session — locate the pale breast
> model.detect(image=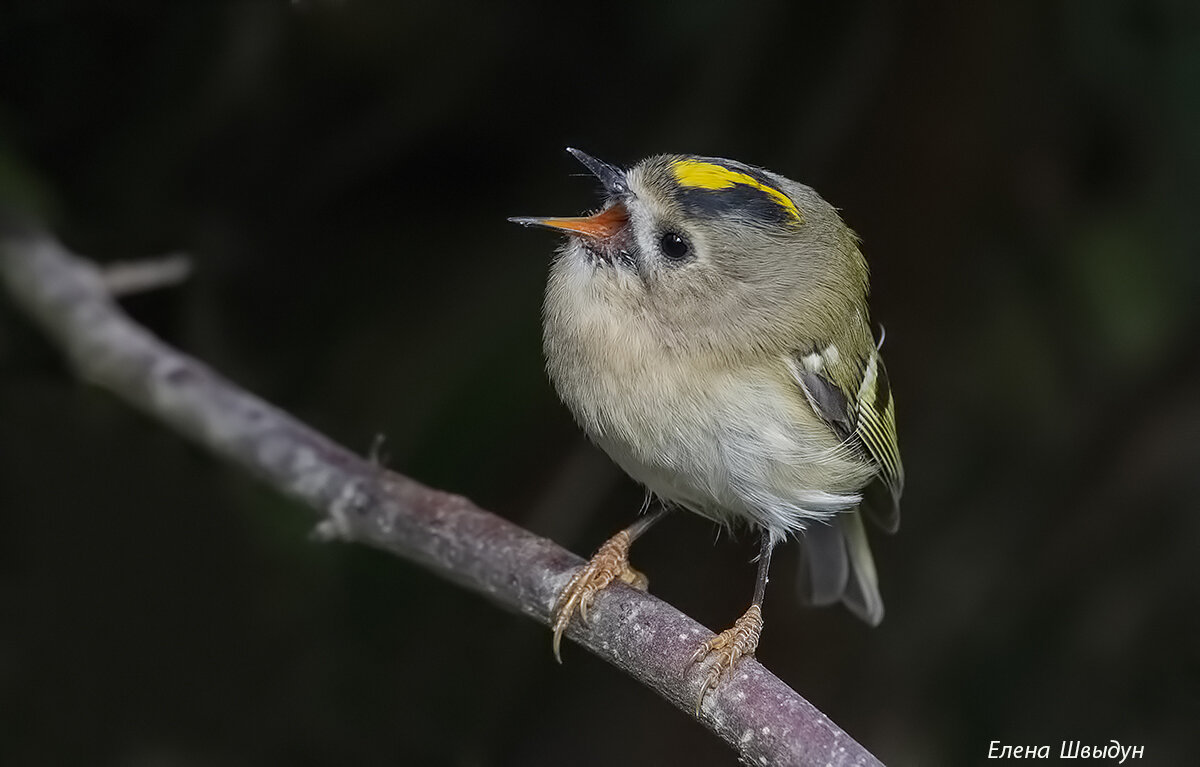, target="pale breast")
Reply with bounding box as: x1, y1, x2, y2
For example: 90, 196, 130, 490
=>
543, 255, 873, 540
549, 329, 868, 538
